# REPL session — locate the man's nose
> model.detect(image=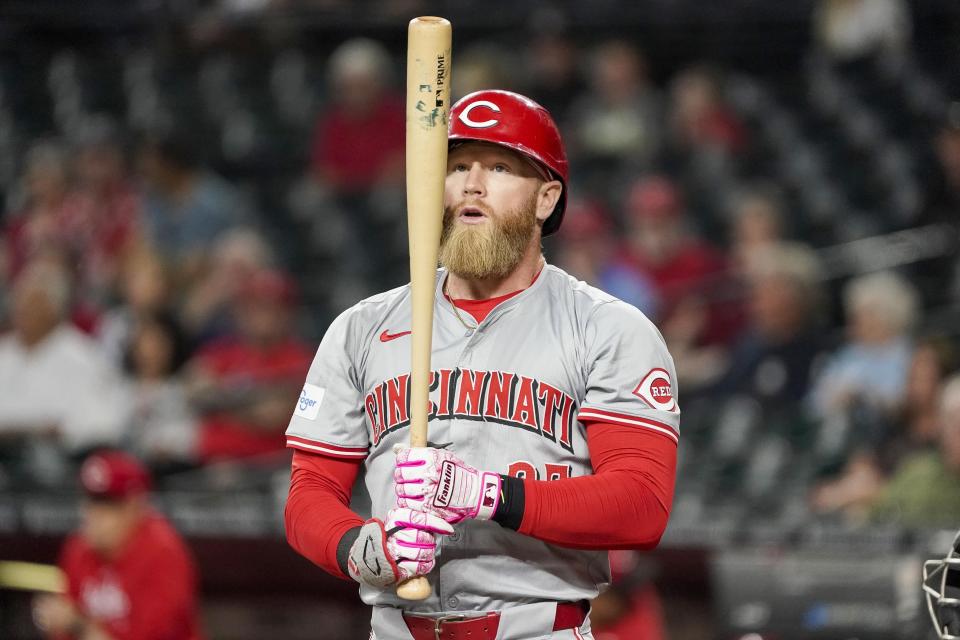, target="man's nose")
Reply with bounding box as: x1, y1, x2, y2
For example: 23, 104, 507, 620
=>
462, 163, 485, 197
